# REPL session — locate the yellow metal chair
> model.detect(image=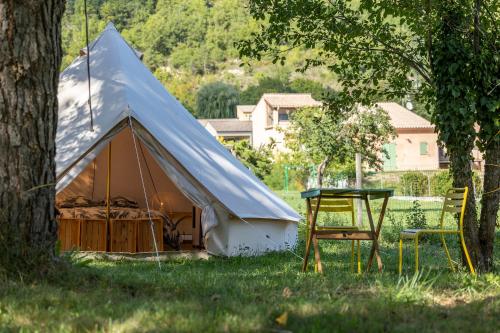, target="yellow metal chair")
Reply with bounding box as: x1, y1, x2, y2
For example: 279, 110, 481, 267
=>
398, 187, 475, 274
308, 197, 361, 273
